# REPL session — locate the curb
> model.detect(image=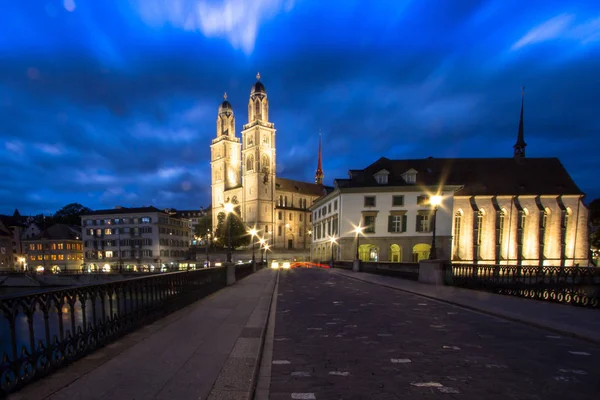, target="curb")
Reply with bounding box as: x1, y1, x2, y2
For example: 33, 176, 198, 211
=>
330, 269, 600, 345
253, 270, 279, 400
